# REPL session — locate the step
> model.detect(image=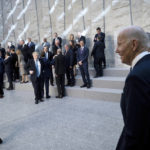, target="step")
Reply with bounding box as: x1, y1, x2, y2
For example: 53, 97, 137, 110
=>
77, 67, 129, 77
75, 76, 125, 89
7, 82, 122, 102
50, 86, 122, 102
